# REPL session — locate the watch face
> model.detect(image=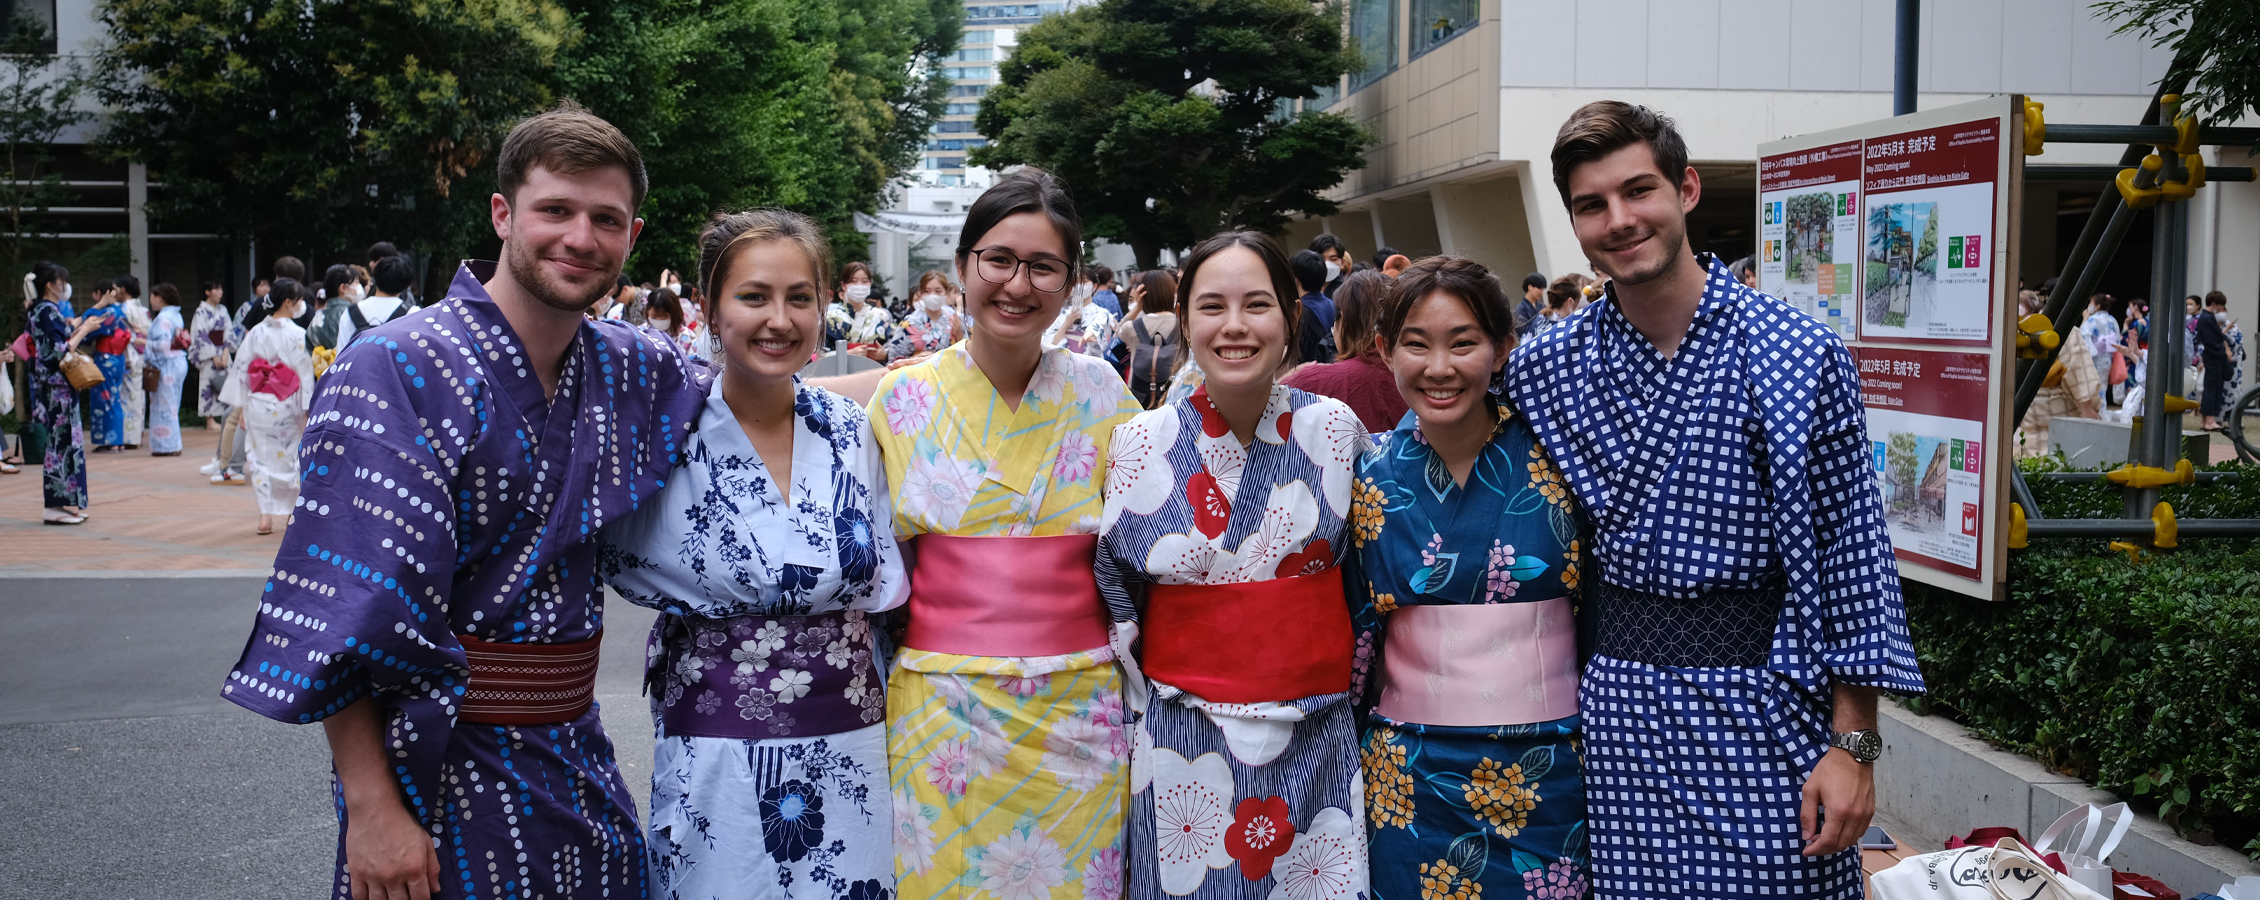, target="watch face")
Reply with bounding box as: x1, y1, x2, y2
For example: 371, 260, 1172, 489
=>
1854, 730, 1881, 761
